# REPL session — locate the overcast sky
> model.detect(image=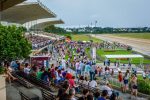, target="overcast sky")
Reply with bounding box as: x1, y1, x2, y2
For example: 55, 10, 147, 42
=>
29, 0, 150, 28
